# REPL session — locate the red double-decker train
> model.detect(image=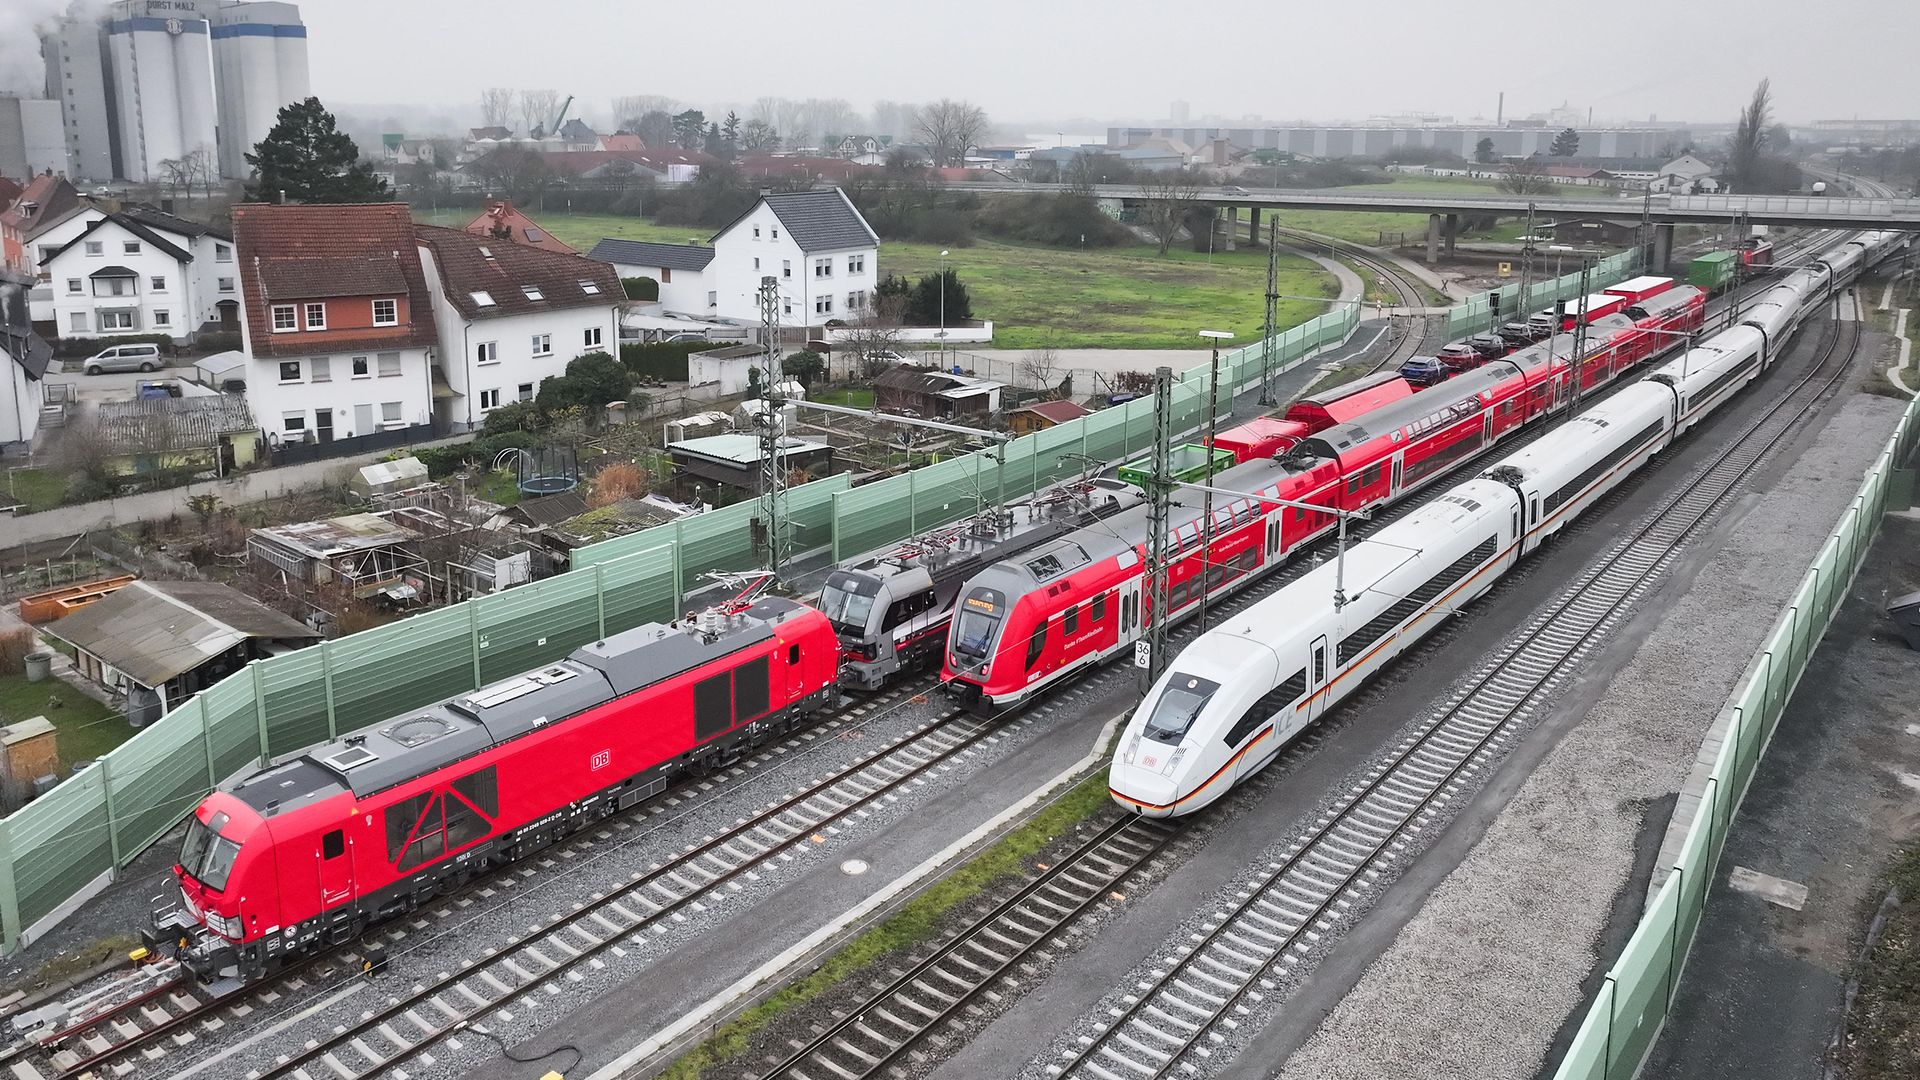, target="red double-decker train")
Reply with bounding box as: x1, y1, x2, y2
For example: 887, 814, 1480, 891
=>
152, 597, 839, 982
940, 284, 1705, 713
